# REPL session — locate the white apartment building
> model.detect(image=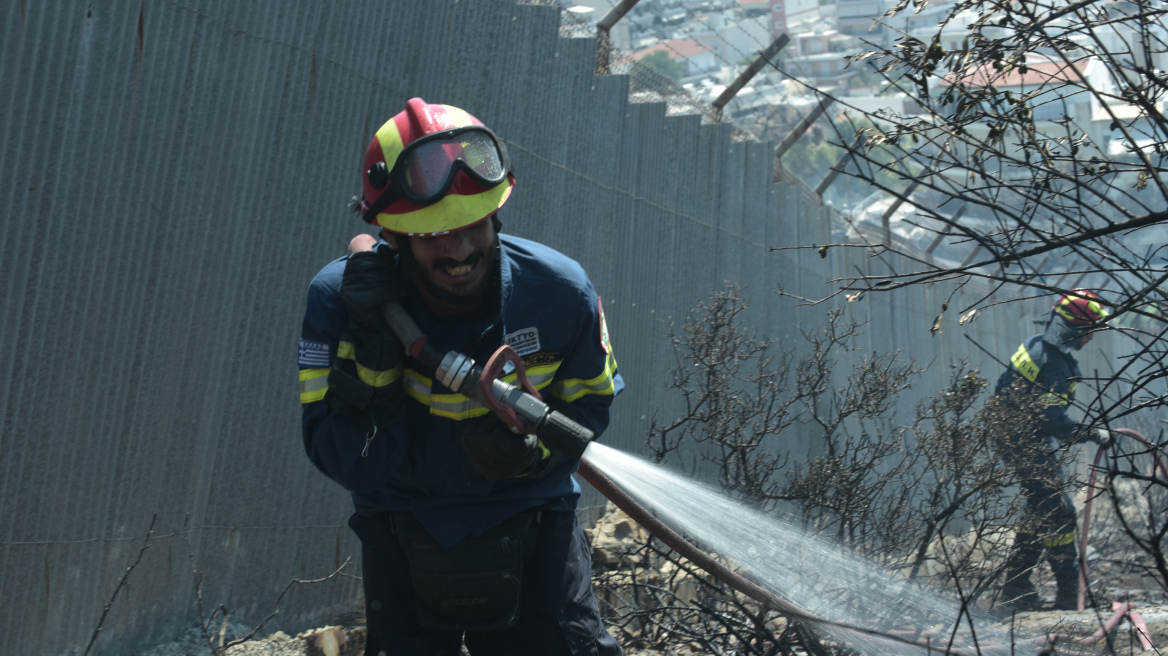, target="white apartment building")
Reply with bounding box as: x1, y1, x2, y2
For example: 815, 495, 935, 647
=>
769, 0, 821, 36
